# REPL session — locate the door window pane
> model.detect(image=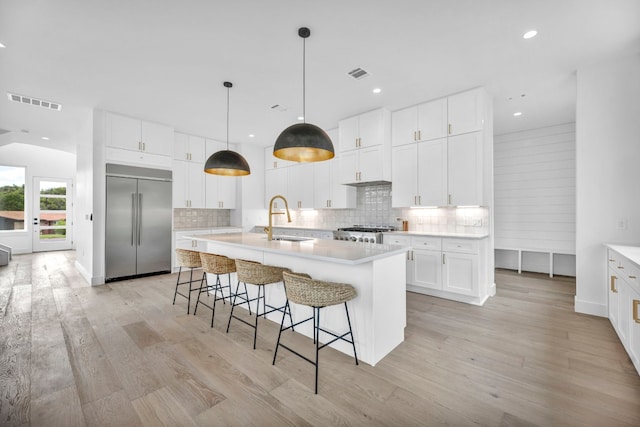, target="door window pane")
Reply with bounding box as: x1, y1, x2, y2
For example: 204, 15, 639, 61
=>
0, 166, 26, 231
39, 181, 68, 241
